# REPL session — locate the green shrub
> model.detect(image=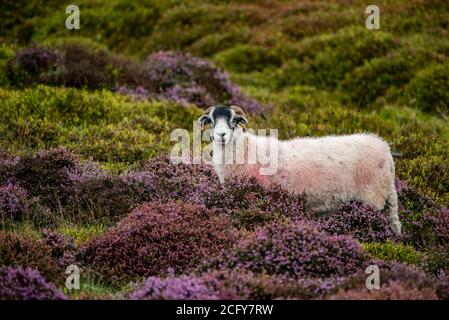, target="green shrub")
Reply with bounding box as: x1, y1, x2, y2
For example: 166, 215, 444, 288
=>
405, 63, 449, 114
362, 241, 423, 266
423, 245, 449, 275
397, 156, 449, 199
276, 27, 396, 89
214, 44, 281, 73
279, 5, 357, 40
142, 4, 235, 54
57, 224, 106, 245
340, 51, 420, 107
0, 86, 200, 165
0, 44, 15, 86
189, 25, 251, 57
29, 0, 161, 56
